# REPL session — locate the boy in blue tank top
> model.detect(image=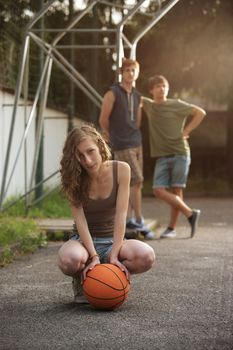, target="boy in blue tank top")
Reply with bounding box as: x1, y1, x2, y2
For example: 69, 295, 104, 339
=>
99, 58, 155, 240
